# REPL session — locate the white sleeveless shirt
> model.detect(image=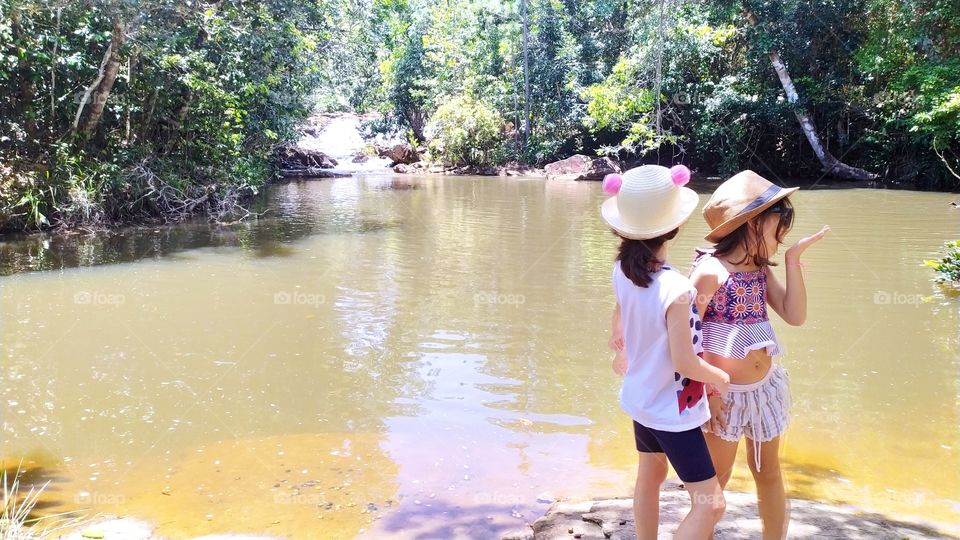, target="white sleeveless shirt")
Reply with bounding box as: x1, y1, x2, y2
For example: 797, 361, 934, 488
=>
613, 261, 710, 432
